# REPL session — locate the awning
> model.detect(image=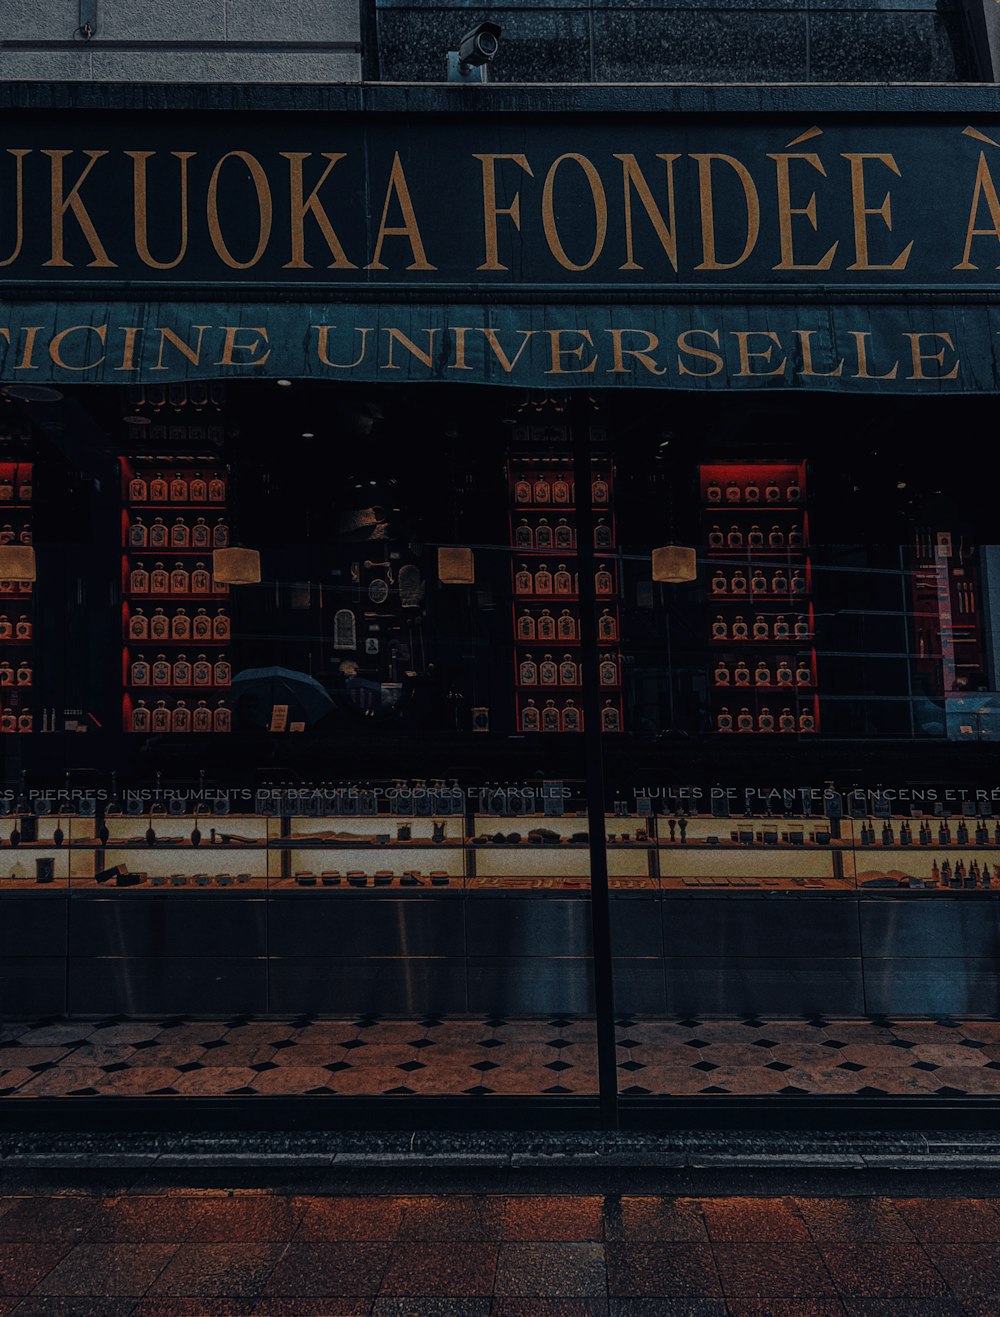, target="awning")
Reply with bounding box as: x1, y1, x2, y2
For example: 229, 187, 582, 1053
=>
1, 299, 997, 392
